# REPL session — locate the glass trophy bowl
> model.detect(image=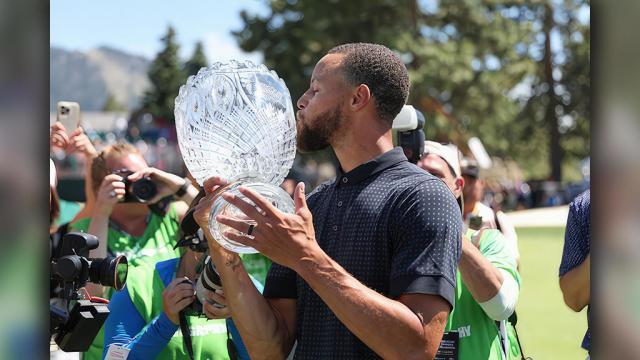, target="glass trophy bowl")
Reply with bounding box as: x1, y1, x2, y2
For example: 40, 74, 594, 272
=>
175, 60, 297, 253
